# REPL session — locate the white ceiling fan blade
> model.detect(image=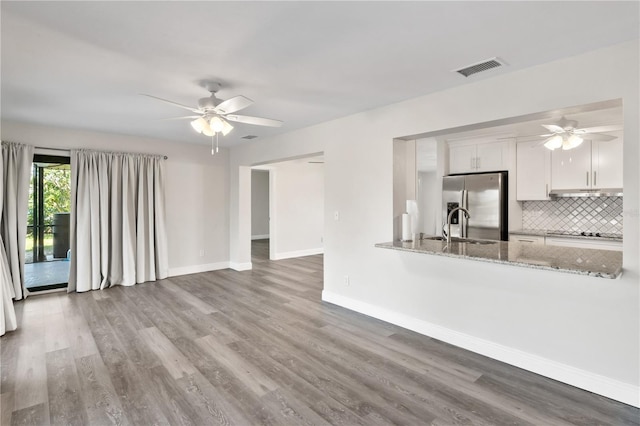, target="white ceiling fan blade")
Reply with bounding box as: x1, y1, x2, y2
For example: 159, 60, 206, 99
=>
141, 94, 201, 113
225, 114, 283, 127
213, 96, 254, 115
575, 125, 623, 134
541, 124, 564, 133
161, 115, 201, 120
581, 133, 617, 141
